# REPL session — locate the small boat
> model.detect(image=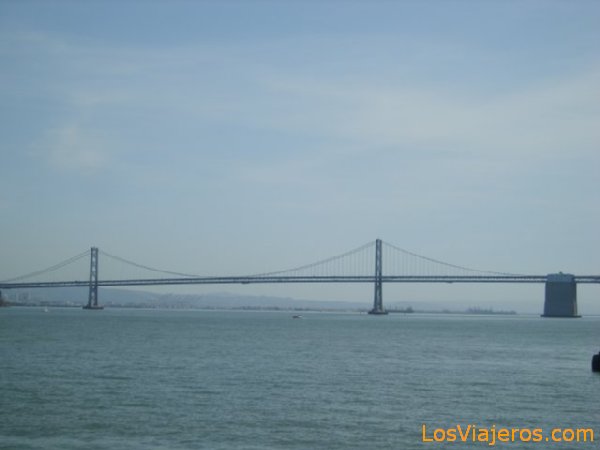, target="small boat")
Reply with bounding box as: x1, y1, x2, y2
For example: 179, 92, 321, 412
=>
44, 307, 49, 313
292, 315, 303, 319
